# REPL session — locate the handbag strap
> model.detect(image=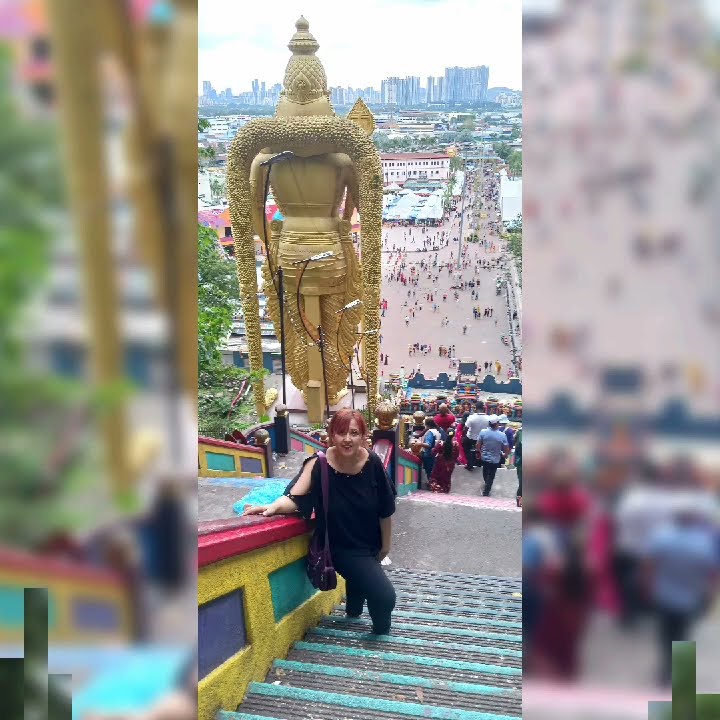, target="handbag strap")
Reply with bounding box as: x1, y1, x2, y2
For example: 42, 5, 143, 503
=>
316, 452, 331, 550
